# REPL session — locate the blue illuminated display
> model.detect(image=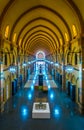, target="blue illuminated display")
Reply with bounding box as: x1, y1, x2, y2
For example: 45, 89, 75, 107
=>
9, 66, 16, 73
31, 85, 34, 90
46, 80, 49, 83
54, 106, 61, 118
43, 72, 45, 75
66, 65, 74, 73
23, 62, 27, 67
55, 62, 59, 67
51, 62, 53, 64
34, 76, 36, 80
48, 85, 51, 90
46, 77, 47, 80
33, 80, 35, 84
23, 108, 27, 116
20, 106, 28, 120
50, 93, 54, 99
55, 109, 59, 115
28, 93, 32, 100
